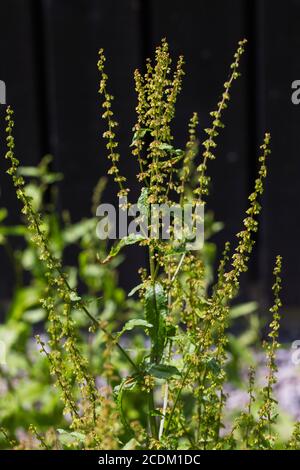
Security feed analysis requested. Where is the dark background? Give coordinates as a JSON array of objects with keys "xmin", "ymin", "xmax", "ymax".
[{"xmin": 0, "ymin": 0, "xmax": 300, "ymax": 336}]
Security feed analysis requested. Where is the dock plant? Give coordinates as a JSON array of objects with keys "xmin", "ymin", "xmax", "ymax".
[{"xmin": 1, "ymin": 39, "xmax": 299, "ymax": 450}]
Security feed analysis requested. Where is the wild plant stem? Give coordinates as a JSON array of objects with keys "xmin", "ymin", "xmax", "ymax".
[
  {"xmin": 165, "ymin": 363, "xmax": 192, "ymax": 434},
  {"xmin": 159, "ymin": 381, "xmax": 169, "ymax": 440},
  {"xmin": 148, "ymin": 390, "xmax": 158, "ymax": 438},
  {"xmin": 79, "ymin": 300, "xmax": 139, "ymax": 373},
  {"xmin": 19, "ymin": 195, "xmax": 140, "ymax": 374},
  {"xmin": 159, "ymin": 253, "xmax": 186, "ymax": 439},
  {"xmin": 158, "ymin": 341, "xmax": 172, "ymax": 440},
  {"xmin": 148, "ymin": 245, "xmax": 159, "ymax": 438},
  {"xmin": 171, "ymin": 253, "xmax": 186, "ymax": 282}
]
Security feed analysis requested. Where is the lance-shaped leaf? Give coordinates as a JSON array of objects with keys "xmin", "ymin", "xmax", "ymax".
[
  {"xmin": 144, "ymin": 282, "xmax": 168, "ymax": 363},
  {"xmin": 137, "ymin": 187, "xmax": 149, "ymax": 219},
  {"xmin": 116, "ymin": 319, "xmax": 153, "ymax": 339},
  {"xmin": 102, "ymin": 233, "xmax": 145, "ymax": 264},
  {"xmin": 128, "ymin": 283, "xmax": 143, "ymax": 297},
  {"xmin": 130, "ymin": 128, "xmax": 150, "ymax": 147},
  {"xmin": 114, "ymin": 377, "xmax": 137, "ymax": 431},
  {"xmin": 147, "ymin": 363, "xmax": 181, "ymax": 380}
]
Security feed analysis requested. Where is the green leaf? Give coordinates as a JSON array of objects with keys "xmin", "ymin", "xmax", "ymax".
[
  {"xmin": 0, "ymin": 225, "xmax": 26, "ymax": 237},
  {"xmin": 24, "ymin": 183, "xmax": 42, "ymax": 211},
  {"xmin": 23, "ymin": 308, "xmax": 46, "ymax": 323},
  {"xmin": 117, "ymin": 319, "xmax": 153, "ymax": 338},
  {"xmin": 148, "ymin": 363, "xmax": 181, "ymax": 379},
  {"xmin": 166, "ymin": 240, "xmax": 187, "ymax": 255},
  {"xmin": 165, "ymin": 324, "xmax": 177, "ymax": 338},
  {"xmin": 102, "ymin": 233, "xmax": 145, "ymax": 264},
  {"xmin": 144, "ymin": 282, "xmax": 168, "ymax": 362},
  {"xmin": 230, "ymin": 301, "xmax": 258, "ymax": 319},
  {"xmin": 145, "ymin": 282, "xmax": 167, "ymax": 324},
  {"xmin": 8, "ymin": 286, "xmax": 42, "ymax": 321},
  {"xmin": 157, "ymin": 143, "xmax": 184, "ymax": 158},
  {"xmin": 0, "ymin": 321, "xmax": 30, "ymax": 353},
  {"xmin": 41, "ymin": 173, "xmax": 63, "ymax": 184},
  {"xmin": 0, "ymin": 208, "xmax": 8, "ymax": 223},
  {"xmin": 137, "ymin": 187, "xmax": 149, "ymax": 219},
  {"xmin": 130, "ymin": 128, "xmax": 150, "ymax": 147},
  {"xmin": 57, "ymin": 429, "xmax": 85, "ymax": 447},
  {"xmin": 128, "ymin": 283, "xmax": 143, "ymax": 297},
  {"xmin": 63, "ymin": 219, "xmax": 96, "ymax": 244},
  {"xmin": 18, "ymin": 166, "xmax": 41, "ymax": 177},
  {"xmin": 18, "ymin": 161, "xmax": 63, "ymax": 184},
  {"xmin": 157, "ymin": 143, "xmax": 174, "ymax": 151},
  {"xmin": 114, "ymin": 378, "xmax": 137, "ymax": 432},
  {"xmin": 205, "ymin": 357, "xmax": 221, "ymax": 374}
]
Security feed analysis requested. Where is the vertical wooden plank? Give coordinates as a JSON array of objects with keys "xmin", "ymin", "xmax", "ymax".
[
  {"xmin": 0, "ymin": 1, "xmax": 41, "ymax": 166},
  {"xmin": 0, "ymin": 0, "xmax": 42, "ymax": 218},
  {"xmin": 41, "ymin": 0, "xmax": 141, "ymax": 217},
  {"xmin": 0, "ymin": 0, "xmax": 42, "ymax": 301},
  {"xmin": 261, "ymin": 0, "xmax": 300, "ymax": 320},
  {"xmin": 149, "ymin": 0, "xmax": 251, "ymax": 294},
  {"xmin": 41, "ymin": 0, "xmax": 144, "ymax": 288}
]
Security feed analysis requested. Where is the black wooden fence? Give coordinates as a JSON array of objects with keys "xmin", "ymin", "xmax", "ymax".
[{"xmin": 0, "ymin": 0, "xmax": 300, "ymax": 334}]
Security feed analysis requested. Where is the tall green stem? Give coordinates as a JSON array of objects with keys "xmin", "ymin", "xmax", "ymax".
[{"xmin": 148, "ymin": 245, "xmax": 158, "ymax": 438}]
